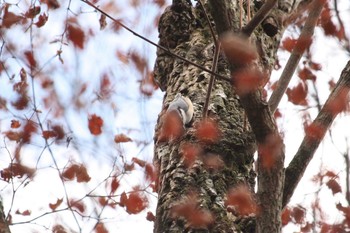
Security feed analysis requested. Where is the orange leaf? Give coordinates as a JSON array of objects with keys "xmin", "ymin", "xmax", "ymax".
[
  {"xmin": 49, "ymin": 198, "xmax": 63, "ymax": 211},
  {"xmin": 10, "ymin": 120, "xmax": 21, "ymax": 128},
  {"xmin": 114, "ymin": 134, "xmax": 132, "ymax": 143},
  {"xmin": 4, "ymin": 131, "xmax": 22, "ymax": 142},
  {"xmin": 220, "ymin": 33, "xmax": 258, "ymax": 65},
  {"xmin": 195, "ymin": 119, "xmax": 220, "ymax": 143},
  {"xmin": 225, "ymin": 185, "xmax": 258, "ymax": 216},
  {"xmin": 88, "ymin": 114, "xmax": 103, "ymax": 135}
]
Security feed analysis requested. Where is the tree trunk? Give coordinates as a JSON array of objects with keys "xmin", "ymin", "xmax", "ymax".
[
  {"xmin": 0, "ymin": 198, "xmax": 11, "ymax": 233},
  {"xmin": 153, "ymin": 0, "xmax": 297, "ymax": 232}
]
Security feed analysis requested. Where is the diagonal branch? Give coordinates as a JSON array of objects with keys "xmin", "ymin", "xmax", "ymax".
[
  {"xmin": 283, "ymin": 60, "xmax": 350, "ymax": 208},
  {"xmin": 80, "ymin": 0, "xmax": 231, "ymax": 82},
  {"xmin": 241, "ymin": 0, "xmax": 277, "ymax": 37},
  {"xmin": 268, "ymin": 0, "xmax": 326, "ymax": 114}
]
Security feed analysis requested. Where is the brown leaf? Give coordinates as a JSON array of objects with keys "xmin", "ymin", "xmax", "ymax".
[
  {"xmin": 281, "ymin": 37, "xmax": 297, "ymax": 52},
  {"xmin": 291, "ymin": 206, "xmax": 305, "ymax": 224},
  {"xmin": 298, "ymin": 67, "xmax": 316, "ymax": 81},
  {"xmin": 125, "ymin": 192, "xmax": 148, "ymax": 214},
  {"xmin": 146, "ymin": 211, "xmax": 156, "ymax": 222},
  {"xmin": 35, "ymin": 13, "xmax": 48, "ymax": 27},
  {"xmin": 67, "ymin": 19, "xmax": 85, "ymax": 49},
  {"xmin": 95, "ymin": 223, "xmax": 109, "ymax": 233},
  {"xmin": 24, "ymin": 51, "xmax": 37, "ymax": 68},
  {"xmin": 49, "ymin": 198, "xmax": 63, "ymax": 211},
  {"xmin": 99, "ymin": 14, "xmax": 107, "ymax": 30},
  {"xmin": 43, "ymin": 0, "xmax": 60, "ymax": 9},
  {"xmin": 52, "ymin": 225, "xmax": 68, "ymax": 233},
  {"xmin": 4, "ymin": 131, "xmax": 22, "ymax": 142},
  {"xmin": 69, "ymin": 199, "xmax": 85, "ymax": 213},
  {"xmin": 180, "ymin": 143, "xmax": 202, "ymax": 167},
  {"xmin": 326, "ymin": 179, "xmax": 342, "ymax": 195},
  {"xmin": 88, "ymin": 114, "xmax": 103, "ymax": 135},
  {"xmin": 24, "ymin": 6, "xmax": 41, "ymax": 19},
  {"xmin": 110, "ymin": 177, "xmax": 119, "ymax": 194},
  {"xmin": 232, "ymin": 68, "xmax": 265, "ymax": 95},
  {"xmin": 158, "ymin": 111, "xmax": 184, "ymax": 142},
  {"xmin": 76, "ymin": 164, "xmax": 91, "ymax": 183},
  {"xmin": 132, "ymin": 157, "xmax": 146, "ymax": 167},
  {"xmin": 2, "ymin": 4, "xmax": 24, "ymax": 28},
  {"xmin": 114, "ymin": 134, "xmax": 132, "ymax": 143},
  {"xmin": 0, "ymin": 163, "xmax": 35, "ymax": 182},
  {"xmin": 42, "ymin": 130, "xmax": 57, "ymax": 139},
  {"xmin": 15, "ymin": 209, "xmax": 31, "ymax": 216}
]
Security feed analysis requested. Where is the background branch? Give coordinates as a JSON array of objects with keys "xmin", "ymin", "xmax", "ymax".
[
  {"xmin": 268, "ymin": 0, "xmax": 326, "ymax": 113},
  {"xmin": 283, "ymin": 60, "xmax": 350, "ymax": 208}
]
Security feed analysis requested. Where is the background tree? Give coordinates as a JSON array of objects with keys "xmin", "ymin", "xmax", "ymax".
[{"xmin": 0, "ymin": 0, "xmax": 349, "ymax": 233}]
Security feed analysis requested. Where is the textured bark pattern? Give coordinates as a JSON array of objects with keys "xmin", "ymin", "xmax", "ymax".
[
  {"xmin": 0, "ymin": 199, "xmax": 11, "ymax": 233},
  {"xmin": 153, "ymin": 0, "xmax": 298, "ymax": 232},
  {"xmin": 153, "ymin": 1, "xmax": 256, "ymax": 232}
]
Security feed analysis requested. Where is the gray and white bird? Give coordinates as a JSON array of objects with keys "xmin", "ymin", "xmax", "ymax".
[{"xmin": 167, "ymin": 93, "xmax": 194, "ymax": 126}]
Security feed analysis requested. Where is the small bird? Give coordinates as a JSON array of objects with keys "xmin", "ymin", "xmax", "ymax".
[{"xmin": 167, "ymin": 93, "xmax": 194, "ymax": 126}]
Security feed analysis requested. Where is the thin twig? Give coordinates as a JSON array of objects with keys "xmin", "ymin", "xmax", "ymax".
[
  {"xmin": 241, "ymin": 0, "xmax": 277, "ymax": 37},
  {"xmin": 81, "ymin": 0, "xmax": 231, "ymax": 82},
  {"xmin": 268, "ymin": 0, "xmax": 326, "ymax": 114},
  {"xmin": 197, "ymin": 0, "xmax": 220, "ymax": 118},
  {"xmin": 334, "ymin": 0, "xmax": 350, "ymax": 53}
]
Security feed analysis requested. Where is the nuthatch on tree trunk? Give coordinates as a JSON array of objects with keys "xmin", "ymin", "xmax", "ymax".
[{"xmin": 167, "ymin": 93, "xmax": 194, "ymax": 126}]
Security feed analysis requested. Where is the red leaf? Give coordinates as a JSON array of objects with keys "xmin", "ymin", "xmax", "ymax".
[
  {"xmin": 281, "ymin": 208, "xmax": 292, "ymax": 226},
  {"xmin": 0, "ymin": 163, "xmax": 35, "ymax": 182},
  {"xmin": 52, "ymin": 125, "xmax": 65, "ymax": 140},
  {"xmin": 22, "ymin": 120, "xmax": 37, "ymax": 143},
  {"xmin": 95, "ymin": 223, "xmax": 109, "ymax": 233},
  {"xmin": 114, "ymin": 134, "xmax": 132, "ymax": 143},
  {"xmin": 10, "ymin": 120, "xmax": 21, "ymax": 128},
  {"xmin": 69, "ymin": 199, "xmax": 85, "ymax": 213},
  {"xmin": 119, "ymin": 192, "xmax": 128, "ymax": 207},
  {"xmin": 52, "ymin": 225, "xmax": 68, "ymax": 233},
  {"xmin": 202, "ymin": 153, "xmax": 224, "ymax": 170},
  {"xmin": 326, "ymin": 179, "xmax": 342, "ymax": 195},
  {"xmin": 258, "ymin": 133, "xmax": 283, "ymax": 169},
  {"xmin": 180, "ymin": 143, "xmax": 202, "ymax": 167},
  {"xmin": 132, "ymin": 157, "xmax": 146, "ymax": 167},
  {"xmin": 281, "ymin": 37, "xmax": 297, "ymax": 52},
  {"xmin": 35, "ymin": 13, "xmax": 48, "ymax": 27},
  {"xmin": 220, "ymin": 33, "xmax": 258, "ymax": 65},
  {"xmin": 232, "ymin": 68, "xmax": 265, "ymax": 95},
  {"xmin": 15, "ymin": 209, "xmax": 31, "ymax": 216},
  {"xmin": 110, "ymin": 177, "xmax": 119, "ymax": 194},
  {"xmin": 286, "ymin": 82, "xmax": 308, "ymax": 106},
  {"xmin": 225, "ymin": 185, "xmax": 258, "ymax": 216},
  {"xmin": 298, "ymin": 67, "xmax": 316, "ymax": 81},
  {"xmin": 42, "ymin": 130, "xmax": 57, "ymax": 139},
  {"xmin": 88, "ymin": 114, "xmax": 103, "ymax": 135},
  {"xmin": 309, "ymin": 61, "xmax": 322, "ymax": 71},
  {"xmin": 146, "ymin": 211, "xmax": 156, "ymax": 222},
  {"xmin": 171, "ymin": 193, "xmax": 214, "ymax": 228},
  {"xmin": 24, "ymin": 6, "xmax": 41, "ymax": 19},
  {"xmin": 2, "ymin": 5, "xmax": 24, "ymax": 28},
  {"xmin": 4, "ymin": 131, "xmax": 22, "ymax": 142},
  {"xmin": 291, "ymin": 206, "xmax": 305, "ymax": 224},
  {"xmin": 24, "ymin": 51, "xmax": 37, "ymax": 68},
  {"xmin": 49, "ymin": 198, "xmax": 63, "ymax": 211},
  {"xmin": 325, "ymin": 88, "xmax": 349, "ymax": 115},
  {"xmin": 304, "ymin": 123, "xmax": 325, "ymax": 141},
  {"xmin": 158, "ymin": 111, "xmax": 184, "ymax": 142},
  {"xmin": 43, "ymin": 0, "xmax": 60, "ymax": 9},
  {"xmin": 99, "ymin": 14, "xmax": 107, "ymax": 30},
  {"xmin": 67, "ymin": 19, "xmax": 85, "ymax": 49},
  {"xmin": 62, "ymin": 163, "xmax": 90, "ymax": 182},
  {"xmin": 125, "ymin": 192, "xmax": 148, "ymax": 214},
  {"xmin": 195, "ymin": 119, "xmax": 220, "ymax": 143}
]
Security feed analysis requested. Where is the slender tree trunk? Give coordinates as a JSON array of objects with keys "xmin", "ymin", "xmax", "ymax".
[{"xmin": 153, "ymin": 1, "xmax": 299, "ymax": 232}]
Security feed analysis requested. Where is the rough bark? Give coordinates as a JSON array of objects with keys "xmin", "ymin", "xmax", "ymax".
[
  {"xmin": 153, "ymin": 0, "xmax": 304, "ymax": 232},
  {"xmin": 0, "ymin": 198, "xmax": 11, "ymax": 233}
]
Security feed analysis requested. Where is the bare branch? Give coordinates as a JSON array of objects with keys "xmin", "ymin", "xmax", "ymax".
[
  {"xmin": 81, "ymin": 0, "xmax": 231, "ymax": 82},
  {"xmin": 283, "ymin": 60, "xmax": 350, "ymax": 208},
  {"xmin": 241, "ymin": 0, "xmax": 277, "ymax": 37},
  {"xmin": 268, "ymin": 0, "xmax": 326, "ymax": 114}
]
